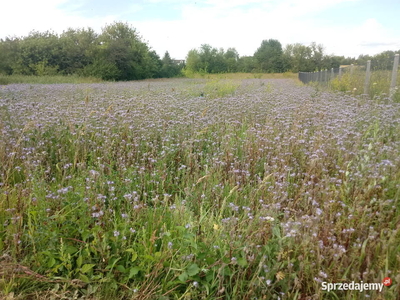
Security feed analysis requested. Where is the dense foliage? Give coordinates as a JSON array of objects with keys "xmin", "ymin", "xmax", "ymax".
[
  {"xmin": 183, "ymin": 42, "xmax": 399, "ymax": 74},
  {"xmin": 0, "ymin": 22, "xmax": 184, "ymax": 81},
  {"xmin": 1, "ymin": 78, "xmax": 399, "ymax": 299},
  {"xmin": 254, "ymin": 39, "xmax": 284, "ymax": 73},
  {"xmin": 0, "ymin": 21, "xmax": 399, "ymax": 80}
]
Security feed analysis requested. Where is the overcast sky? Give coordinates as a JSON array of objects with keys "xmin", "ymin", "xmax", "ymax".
[{"xmin": 1, "ymin": 0, "xmax": 399, "ymax": 60}]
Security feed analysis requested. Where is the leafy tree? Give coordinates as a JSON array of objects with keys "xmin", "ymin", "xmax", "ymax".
[
  {"xmin": 161, "ymin": 51, "xmax": 173, "ymax": 76},
  {"xmin": 144, "ymin": 50, "xmax": 163, "ymax": 78},
  {"xmin": 160, "ymin": 51, "xmax": 181, "ymax": 77},
  {"xmin": 371, "ymin": 50, "xmax": 399, "ymax": 70},
  {"xmin": 237, "ymin": 56, "xmax": 256, "ymax": 73},
  {"xmin": 283, "ymin": 43, "xmax": 313, "ymax": 72},
  {"xmin": 224, "ymin": 48, "xmax": 239, "ymax": 72},
  {"xmin": 283, "ymin": 42, "xmax": 337, "ymax": 72},
  {"xmin": 91, "ymin": 21, "xmax": 154, "ymax": 80},
  {"xmin": 185, "ymin": 49, "xmax": 201, "ymax": 73},
  {"xmin": 310, "ymin": 42, "xmax": 324, "ymax": 71},
  {"xmin": 254, "ymin": 39, "xmax": 284, "ymax": 73},
  {"xmin": 58, "ymin": 27, "xmax": 98, "ymax": 75},
  {"xmin": 211, "ymin": 48, "xmax": 227, "ymax": 73},
  {"xmin": 198, "ymin": 44, "xmax": 214, "ymax": 72},
  {"xmin": 356, "ymin": 54, "xmax": 373, "ymax": 68},
  {"xmin": 321, "ymin": 55, "xmax": 341, "ymax": 70},
  {"xmin": 0, "ymin": 37, "xmax": 20, "ymax": 75},
  {"xmin": 82, "ymin": 58, "xmax": 120, "ymax": 80},
  {"xmin": 2, "ymin": 21, "xmax": 398, "ymax": 80},
  {"xmin": 184, "ymin": 45, "xmax": 236, "ymax": 74},
  {"xmin": 13, "ymin": 30, "xmax": 61, "ymax": 75},
  {"xmin": 337, "ymin": 56, "xmax": 356, "ymax": 66}
]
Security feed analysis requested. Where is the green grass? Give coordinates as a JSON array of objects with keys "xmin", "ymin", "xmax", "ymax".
[
  {"xmin": 203, "ymin": 79, "xmax": 240, "ymax": 98},
  {"xmin": 0, "ymin": 78, "xmax": 399, "ymax": 299},
  {"xmin": 329, "ymin": 69, "xmax": 400, "ymax": 102},
  {"xmin": 0, "ymin": 74, "xmax": 103, "ymax": 85},
  {"xmin": 181, "ymin": 70, "xmax": 298, "ymax": 80}
]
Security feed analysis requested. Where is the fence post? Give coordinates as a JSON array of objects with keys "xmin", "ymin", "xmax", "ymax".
[
  {"xmin": 331, "ymin": 68, "xmax": 334, "ymax": 80},
  {"xmin": 364, "ymin": 60, "xmax": 371, "ymax": 95},
  {"xmin": 339, "ymin": 67, "xmax": 342, "ymax": 78},
  {"xmin": 390, "ymin": 54, "xmax": 399, "ymax": 100},
  {"xmin": 350, "ymin": 64, "xmax": 354, "ymax": 76}
]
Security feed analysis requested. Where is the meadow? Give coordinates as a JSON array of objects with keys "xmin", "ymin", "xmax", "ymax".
[
  {"xmin": 0, "ymin": 77, "xmax": 399, "ymax": 299},
  {"xmin": 0, "ymin": 74, "xmax": 103, "ymax": 85},
  {"xmin": 329, "ymin": 68, "xmax": 400, "ymax": 103}
]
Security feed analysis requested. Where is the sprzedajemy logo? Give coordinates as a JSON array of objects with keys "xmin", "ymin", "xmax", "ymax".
[{"xmin": 321, "ymin": 279, "xmax": 391, "ymax": 293}]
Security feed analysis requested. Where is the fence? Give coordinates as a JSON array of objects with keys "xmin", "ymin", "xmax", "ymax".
[{"xmin": 298, "ymin": 54, "xmax": 400, "ymax": 101}]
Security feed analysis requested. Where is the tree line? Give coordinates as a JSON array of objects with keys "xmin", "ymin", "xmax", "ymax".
[
  {"xmin": 0, "ymin": 22, "xmax": 399, "ymax": 81},
  {"xmin": 187, "ymin": 40, "xmax": 399, "ymax": 74},
  {"xmin": 0, "ymin": 22, "xmax": 183, "ymax": 80}
]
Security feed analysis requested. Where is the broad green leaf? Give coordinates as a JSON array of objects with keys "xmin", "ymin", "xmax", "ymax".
[
  {"xmin": 187, "ymin": 263, "xmax": 200, "ymax": 276},
  {"xmin": 80, "ymin": 264, "xmax": 95, "ymax": 274},
  {"xmin": 79, "ymin": 273, "xmax": 90, "ymax": 283},
  {"xmin": 126, "ymin": 249, "xmax": 138, "ymax": 262},
  {"xmin": 143, "ymin": 255, "xmax": 154, "ymax": 262},
  {"xmin": 129, "ymin": 267, "xmax": 140, "ymax": 278},
  {"xmin": 179, "ymin": 271, "xmax": 188, "ymax": 282},
  {"xmin": 76, "ymin": 255, "xmax": 83, "ymax": 268},
  {"xmin": 81, "ymin": 230, "xmax": 91, "ymax": 242},
  {"xmin": 65, "ymin": 245, "xmax": 78, "ymax": 254},
  {"xmin": 272, "ymin": 226, "xmax": 281, "ymax": 239},
  {"xmin": 116, "ymin": 265, "xmax": 126, "ymax": 273},
  {"xmin": 238, "ymin": 257, "xmax": 247, "ymax": 267},
  {"xmin": 106, "ymin": 257, "xmax": 121, "ymax": 270},
  {"xmin": 221, "ymin": 266, "xmax": 232, "ymax": 276},
  {"xmin": 48, "ymin": 257, "xmax": 56, "ymax": 268},
  {"xmin": 175, "ymin": 226, "xmax": 185, "ymax": 232}
]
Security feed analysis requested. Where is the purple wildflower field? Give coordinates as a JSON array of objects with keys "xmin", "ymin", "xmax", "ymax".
[{"xmin": 0, "ymin": 78, "xmax": 399, "ymax": 299}]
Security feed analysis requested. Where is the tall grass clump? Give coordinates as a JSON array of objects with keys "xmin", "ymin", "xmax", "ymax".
[
  {"xmin": 0, "ymin": 78, "xmax": 399, "ymax": 299},
  {"xmin": 330, "ymin": 68, "xmax": 400, "ymax": 102},
  {"xmin": 181, "ymin": 71, "xmax": 298, "ymax": 81},
  {"xmin": 0, "ymin": 74, "xmax": 103, "ymax": 85},
  {"xmin": 203, "ymin": 79, "xmax": 240, "ymax": 98}
]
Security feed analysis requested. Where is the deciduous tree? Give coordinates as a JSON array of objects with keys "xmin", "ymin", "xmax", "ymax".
[{"xmin": 254, "ymin": 39, "xmax": 284, "ymax": 73}]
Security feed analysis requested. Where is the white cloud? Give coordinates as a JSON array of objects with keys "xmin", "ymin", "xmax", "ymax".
[
  {"xmin": 141, "ymin": 0, "xmax": 365, "ymax": 58},
  {"xmin": 0, "ymin": 0, "xmax": 117, "ymax": 37},
  {"xmin": 203, "ymin": 0, "xmax": 266, "ymax": 9},
  {"xmin": 272, "ymin": 0, "xmax": 360, "ymax": 17},
  {"xmin": 301, "ymin": 18, "xmax": 400, "ymax": 58},
  {"xmin": 1, "ymin": 0, "xmax": 398, "ymax": 59},
  {"xmin": 346, "ymin": 18, "xmax": 400, "ymax": 56}
]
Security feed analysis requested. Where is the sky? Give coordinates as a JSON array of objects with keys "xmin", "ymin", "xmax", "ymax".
[{"xmin": 1, "ymin": 0, "xmax": 399, "ymax": 60}]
